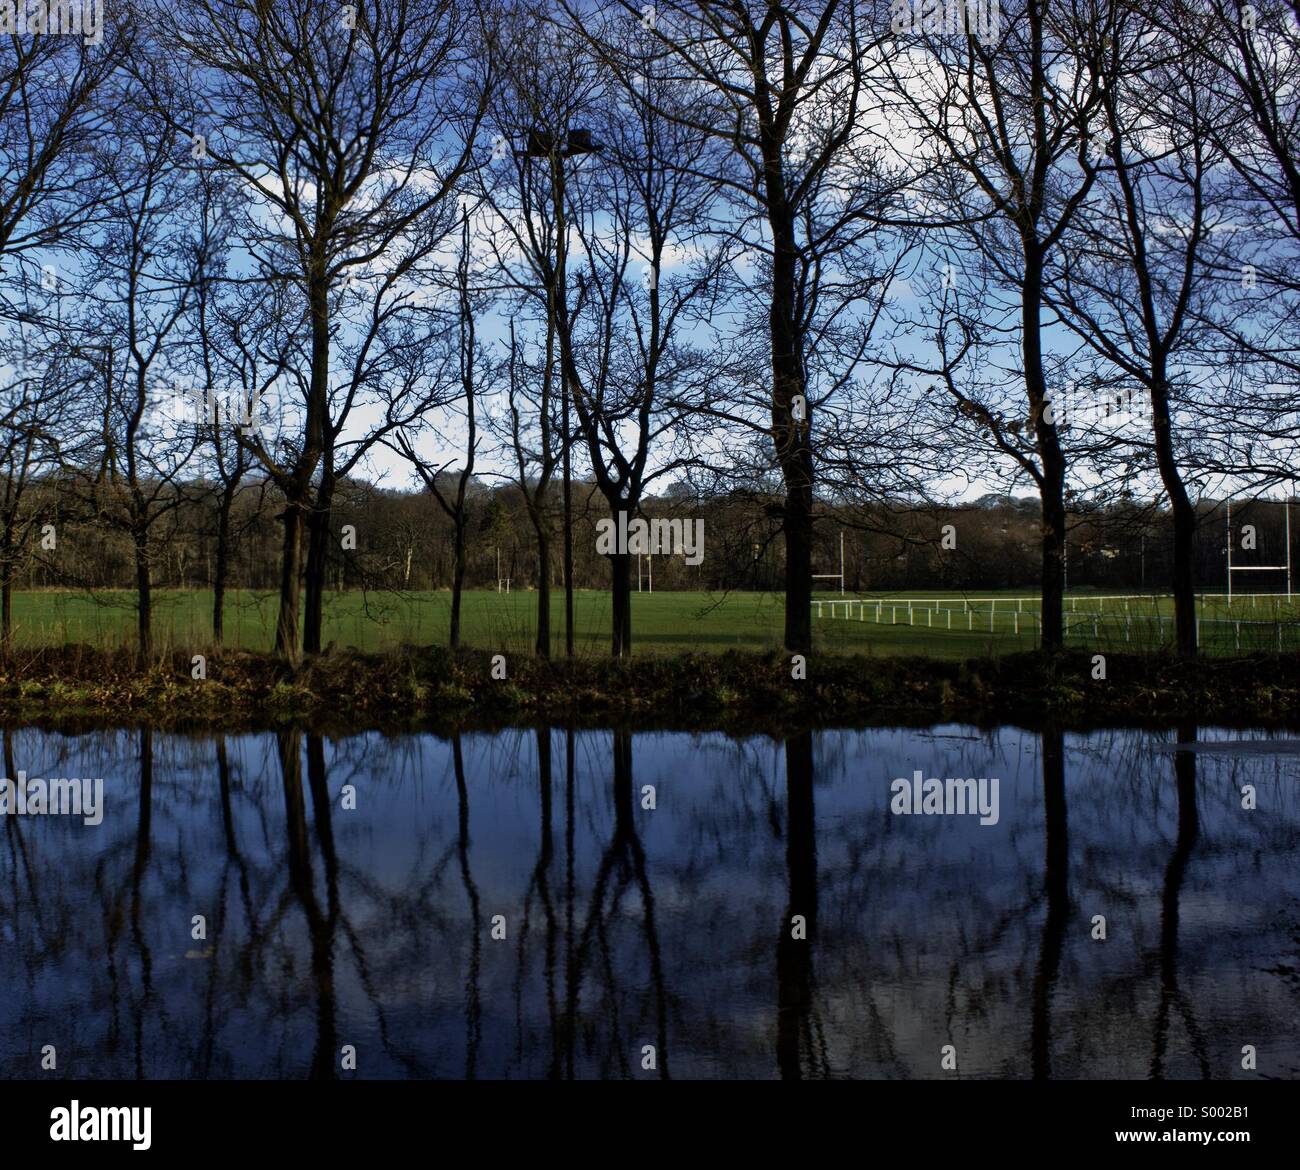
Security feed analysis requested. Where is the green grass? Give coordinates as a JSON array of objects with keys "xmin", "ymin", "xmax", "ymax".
[{"xmin": 5, "ymin": 586, "xmax": 1300, "ymax": 658}]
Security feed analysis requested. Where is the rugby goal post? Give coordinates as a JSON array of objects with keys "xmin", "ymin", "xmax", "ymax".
[
  {"xmin": 812, "ymin": 531, "xmax": 846, "ymax": 596},
  {"xmin": 1226, "ymin": 498, "xmax": 1294, "ymax": 602}
]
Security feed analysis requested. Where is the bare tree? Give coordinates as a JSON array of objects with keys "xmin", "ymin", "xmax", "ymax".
[
  {"xmin": 1044, "ymin": 16, "xmax": 1226, "ymax": 654},
  {"xmin": 476, "ymin": 1, "xmax": 604, "ymax": 657},
  {"xmin": 0, "ymin": 9, "xmax": 122, "ymax": 647},
  {"xmin": 390, "ymin": 213, "xmax": 484, "ymax": 649},
  {"xmin": 1170, "ymin": 1, "xmax": 1300, "ymax": 500},
  {"xmin": 580, "ymin": 0, "xmax": 906, "ymax": 653},
  {"xmin": 884, "ymin": 0, "xmax": 1114, "ymax": 648},
  {"xmin": 196, "ymin": 268, "xmax": 295, "ymax": 644},
  {"xmin": 65, "ymin": 109, "xmax": 209, "ymax": 661},
  {"xmin": 0, "ymin": 16, "xmax": 117, "ymax": 291},
  {"xmin": 0, "ymin": 308, "xmax": 69, "ymax": 648},
  {"xmin": 155, "ymin": 0, "xmax": 490, "ymax": 661},
  {"xmin": 556, "ymin": 25, "xmax": 732, "ymax": 656}
]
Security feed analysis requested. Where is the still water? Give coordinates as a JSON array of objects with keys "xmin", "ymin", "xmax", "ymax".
[{"xmin": 0, "ymin": 724, "xmax": 1296, "ymax": 1080}]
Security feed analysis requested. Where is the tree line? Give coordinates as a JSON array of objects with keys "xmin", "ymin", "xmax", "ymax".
[
  {"xmin": 0, "ymin": 0, "xmax": 1296, "ymax": 662},
  {"xmin": 3, "ymin": 473, "xmax": 1288, "ymax": 607}
]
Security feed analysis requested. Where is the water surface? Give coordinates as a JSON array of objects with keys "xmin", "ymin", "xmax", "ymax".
[{"xmin": 1, "ymin": 724, "xmax": 1296, "ymax": 1080}]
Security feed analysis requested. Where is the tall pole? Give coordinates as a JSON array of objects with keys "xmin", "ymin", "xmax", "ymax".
[
  {"xmin": 552, "ymin": 150, "xmax": 575, "ymax": 658},
  {"xmin": 1227, "ymin": 500, "xmax": 1232, "ymax": 603},
  {"xmin": 1287, "ymin": 493, "xmax": 1293, "ymax": 600},
  {"xmin": 523, "ymin": 127, "xmax": 602, "ymax": 657},
  {"xmin": 839, "ymin": 530, "xmax": 845, "ymax": 596}
]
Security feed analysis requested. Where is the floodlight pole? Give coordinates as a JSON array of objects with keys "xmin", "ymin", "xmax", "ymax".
[
  {"xmin": 555, "ymin": 152, "xmax": 573, "ymax": 658},
  {"xmin": 519, "ymin": 127, "xmax": 604, "ymax": 658},
  {"xmin": 1227, "ymin": 500, "xmax": 1233, "ymax": 603},
  {"xmin": 1287, "ymin": 493, "xmax": 1294, "ymax": 600}
]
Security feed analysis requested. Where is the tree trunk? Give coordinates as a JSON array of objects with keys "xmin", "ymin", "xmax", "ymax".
[
  {"xmin": 525, "ymin": 497, "xmax": 552, "ymax": 659},
  {"xmin": 1169, "ymin": 499, "xmax": 1197, "ymax": 656},
  {"xmin": 280, "ymin": 269, "xmax": 330, "ymax": 663},
  {"xmin": 450, "ymin": 513, "xmax": 467, "ymax": 650},
  {"xmin": 212, "ymin": 491, "xmax": 233, "ymax": 646},
  {"xmin": 768, "ymin": 202, "xmax": 814, "ymax": 655},
  {"xmin": 275, "ymin": 501, "xmax": 305, "ymax": 661},
  {"xmin": 782, "ymin": 489, "xmax": 813, "ymax": 654},
  {"xmin": 0, "ymin": 535, "xmax": 12, "ymax": 655},
  {"xmin": 535, "ymin": 524, "xmax": 551, "ymax": 660},
  {"xmin": 1151, "ymin": 380, "xmax": 1197, "ymax": 655},
  {"xmin": 304, "ymin": 473, "xmax": 335, "ymax": 655},
  {"xmin": 1039, "ymin": 463, "xmax": 1067, "ymax": 652},
  {"xmin": 134, "ymin": 529, "xmax": 152, "ymax": 662},
  {"xmin": 1024, "ymin": 253, "xmax": 1066, "ymax": 650},
  {"xmin": 610, "ymin": 548, "xmax": 631, "ymax": 657}
]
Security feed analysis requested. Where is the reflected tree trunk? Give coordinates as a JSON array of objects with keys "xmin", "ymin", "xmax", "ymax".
[
  {"xmin": 452, "ymin": 733, "xmax": 482, "ymax": 1078},
  {"xmin": 216, "ymin": 736, "xmax": 237, "ymax": 856},
  {"xmin": 614, "ymin": 728, "xmax": 669, "ymax": 1079},
  {"xmin": 131, "ymin": 726, "xmax": 154, "ymax": 1078},
  {"xmin": 1151, "ymin": 722, "xmax": 1208, "ymax": 1079},
  {"xmin": 278, "ymin": 728, "xmax": 337, "ymax": 1079},
  {"xmin": 305, "ymin": 734, "xmax": 339, "ymax": 910},
  {"xmin": 563, "ymin": 726, "xmax": 576, "ymax": 1080},
  {"xmin": 563, "ymin": 729, "xmax": 669, "ymax": 1079},
  {"xmin": 516, "ymin": 727, "xmax": 559, "ymax": 1078},
  {"xmin": 1032, "ymin": 725, "xmax": 1069, "ymax": 1080},
  {"xmin": 777, "ymin": 730, "xmax": 819, "ymax": 1079}
]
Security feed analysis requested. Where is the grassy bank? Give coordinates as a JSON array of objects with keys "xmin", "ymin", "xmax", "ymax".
[{"xmin": 1, "ymin": 643, "xmax": 1297, "ymax": 731}]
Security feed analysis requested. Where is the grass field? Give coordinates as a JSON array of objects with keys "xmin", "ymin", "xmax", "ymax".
[{"xmin": 4, "ymin": 587, "xmax": 1300, "ymax": 658}]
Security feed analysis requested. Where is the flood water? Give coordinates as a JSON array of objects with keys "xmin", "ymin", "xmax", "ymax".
[{"xmin": 1, "ymin": 724, "xmax": 1296, "ymax": 1080}]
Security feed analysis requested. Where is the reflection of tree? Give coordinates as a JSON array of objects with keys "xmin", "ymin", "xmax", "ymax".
[
  {"xmin": 216, "ymin": 737, "xmax": 237, "ymax": 856},
  {"xmin": 0, "ymin": 729, "xmax": 485, "ymax": 1076},
  {"xmin": 1151, "ymin": 722, "xmax": 1209, "ymax": 1079},
  {"xmin": 200, "ymin": 735, "xmax": 239, "ymax": 1076},
  {"xmin": 89, "ymin": 729, "xmax": 211, "ymax": 1075},
  {"xmin": 451, "ymin": 732, "xmax": 482, "ymax": 1078},
  {"xmin": 245, "ymin": 732, "xmax": 435, "ymax": 1077},
  {"xmin": 5, "ymin": 723, "xmax": 1298, "ymax": 1080},
  {"xmin": 564, "ymin": 727, "xmax": 576, "ymax": 1079},
  {"xmin": 1, "ymin": 727, "xmax": 47, "ymax": 949},
  {"xmin": 277, "ymin": 729, "xmax": 337, "ymax": 1079},
  {"xmin": 1031, "ymin": 725, "xmax": 1069, "ymax": 1080},
  {"xmin": 129, "ymin": 727, "xmax": 154, "ymax": 1079},
  {"xmin": 514, "ymin": 727, "xmax": 559, "ymax": 1076},
  {"xmin": 563, "ymin": 729, "xmax": 670, "ymax": 1079},
  {"xmin": 777, "ymin": 730, "xmax": 828, "ymax": 1079},
  {"xmin": 214, "ymin": 735, "xmax": 257, "ymax": 940}
]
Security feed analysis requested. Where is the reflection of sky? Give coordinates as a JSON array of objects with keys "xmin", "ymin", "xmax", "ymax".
[{"xmin": 0, "ymin": 724, "xmax": 1296, "ymax": 1080}]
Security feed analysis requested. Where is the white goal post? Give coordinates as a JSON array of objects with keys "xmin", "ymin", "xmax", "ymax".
[
  {"xmin": 1226, "ymin": 498, "xmax": 1294, "ymax": 603},
  {"xmin": 812, "ymin": 531, "xmax": 846, "ymax": 596}
]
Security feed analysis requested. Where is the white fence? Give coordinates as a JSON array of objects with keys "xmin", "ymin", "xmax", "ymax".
[{"xmin": 812, "ymin": 594, "xmax": 1300, "ymax": 650}]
